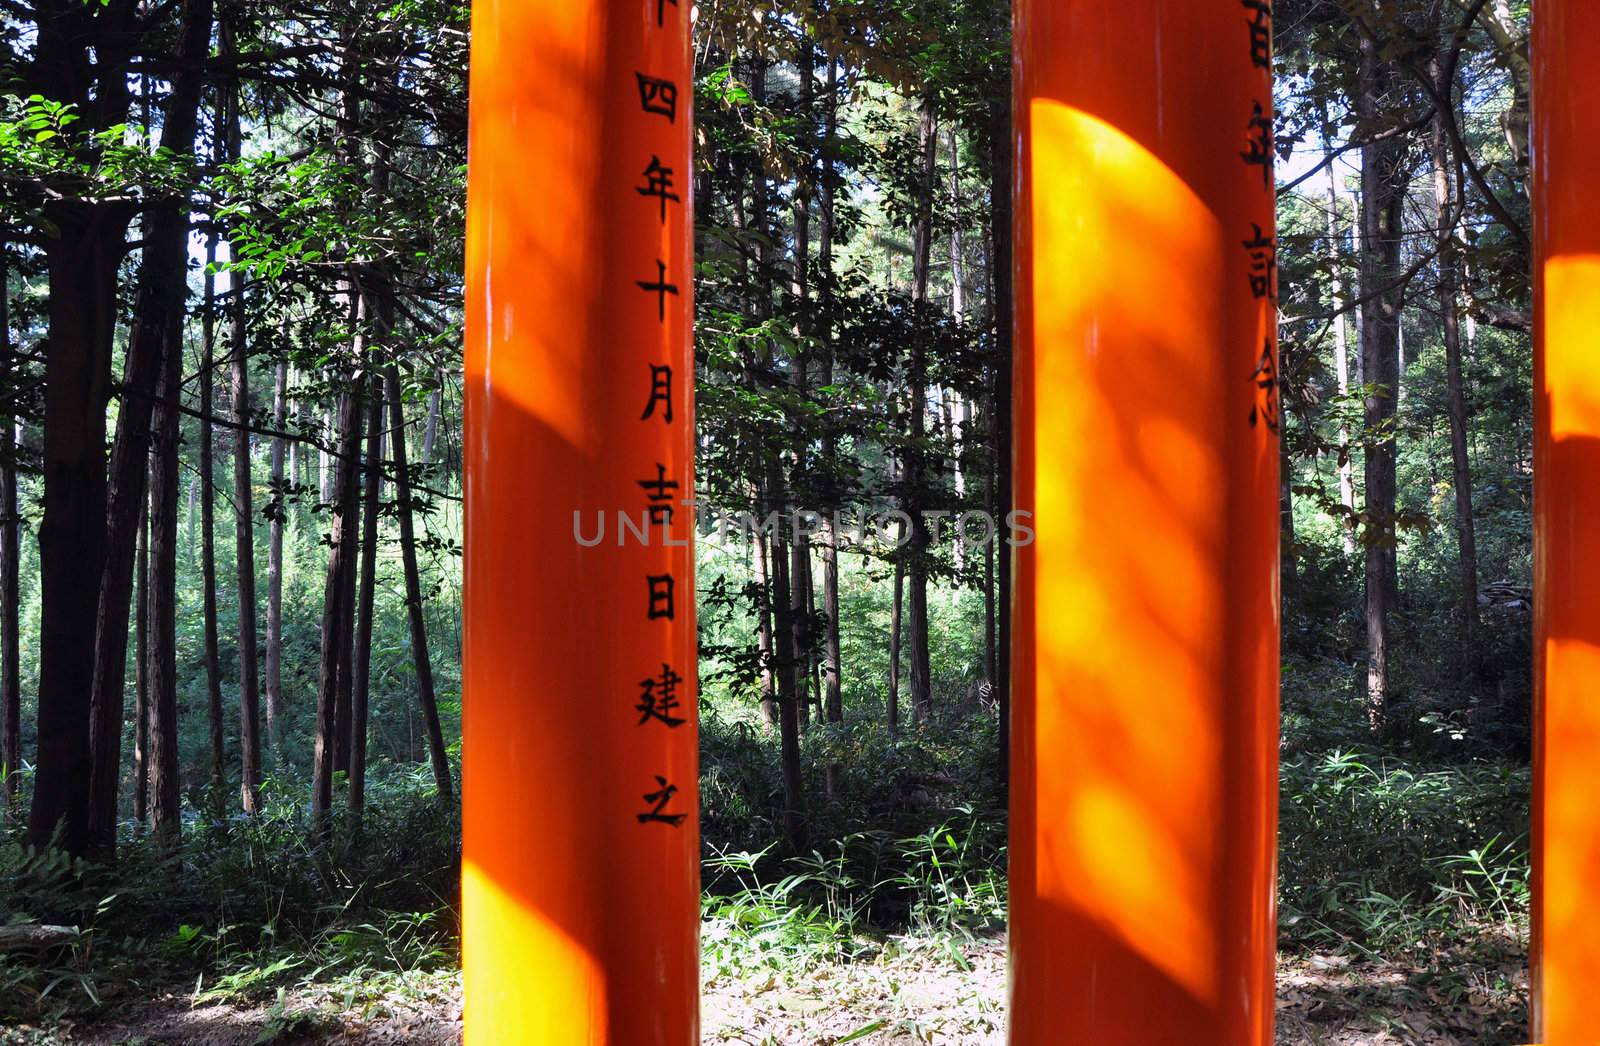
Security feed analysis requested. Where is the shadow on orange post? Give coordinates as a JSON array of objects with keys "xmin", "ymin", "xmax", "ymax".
[
  {"xmin": 461, "ymin": 0, "xmax": 698, "ymax": 1043},
  {"xmin": 1010, "ymin": 4, "xmax": 1278, "ymax": 1044},
  {"xmin": 1531, "ymin": 2, "xmax": 1600, "ymax": 1044}
]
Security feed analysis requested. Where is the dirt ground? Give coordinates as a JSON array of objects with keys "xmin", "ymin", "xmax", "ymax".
[{"xmin": 4, "ymin": 936, "xmax": 1529, "ymax": 1045}]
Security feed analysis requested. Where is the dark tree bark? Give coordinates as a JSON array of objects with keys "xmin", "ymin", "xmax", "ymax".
[
  {"xmin": 349, "ymin": 382, "xmax": 384, "ymax": 823},
  {"xmin": 133, "ymin": 502, "xmax": 149, "ymax": 825},
  {"xmin": 266, "ymin": 359, "xmax": 288, "ymax": 753},
  {"xmin": 231, "ymin": 279, "xmax": 262, "ymax": 813},
  {"xmin": 818, "ymin": 55, "xmax": 843, "ymax": 725},
  {"xmin": 32, "ymin": 203, "xmax": 126, "ymax": 854},
  {"xmin": 146, "ymin": 261, "xmax": 186, "ymax": 847},
  {"xmin": 748, "ymin": 56, "xmax": 803, "ymax": 848},
  {"xmin": 888, "ymin": 544, "xmax": 903, "ymax": 737},
  {"xmin": 199, "ymin": 245, "xmax": 227, "ymax": 794},
  {"xmin": 988, "ymin": 93, "xmax": 1014, "ymax": 789},
  {"xmin": 1358, "ymin": 25, "xmax": 1408, "ymax": 733},
  {"xmin": 312, "ymin": 383, "xmax": 364, "ymax": 833},
  {"xmin": 1430, "ymin": 53, "xmax": 1481, "ymax": 688},
  {"xmin": 226, "ymin": 71, "xmax": 262, "ymax": 814},
  {"xmin": 84, "ymin": 0, "xmax": 214, "ymax": 853},
  {"xmin": 754, "ymin": 522, "xmax": 778, "ymax": 731},
  {"xmin": 905, "ymin": 99, "xmax": 938, "ymax": 725},
  {"xmin": 0, "ymin": 247, "xmax": 19, "ymax": 807},
  {"xmin": 385, "ymin": 364, "xmax": 453, "ymax": 798},
  {"xmin": 27, "ymin": 0, "xmax": 138, "ymax": 859}
]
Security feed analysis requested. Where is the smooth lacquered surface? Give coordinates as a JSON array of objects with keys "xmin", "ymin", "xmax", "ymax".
[
  {"xmin": 462, "ymin": 1, "xmax": 698, "ymax": 1042},
  {"xmin": 1531, "ymin": 2, "xmax": 1600, "ymax": 1041},
  {"xmin": 1010, "ymin": 3, "xmax": 1279, "ymax": 1042}
]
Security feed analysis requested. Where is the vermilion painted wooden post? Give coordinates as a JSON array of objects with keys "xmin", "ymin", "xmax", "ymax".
[
  {"xmin": 1010, "ymin": 3, "xmax": 1280, "ymax": 1042},
  {"xmin": 461, "ymin": 0, "xmax": 698, "ymax": 1042},
  {"xmin": 1531, "ymin": 2, "xmax": 1600, "ymax": 1041}
]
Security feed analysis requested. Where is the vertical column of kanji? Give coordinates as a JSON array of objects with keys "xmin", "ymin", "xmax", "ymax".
[
  {"xmin": 1009, "ymin": 3, "xmax": 1278, "ymax": 1043},
  {"xmin": 462, "ymin": 0, "xmax": 698, "ymax": 1042},
  {"xmin": 1531, "ymin": 2, "xmax": 1600, "ymax": 1041}
]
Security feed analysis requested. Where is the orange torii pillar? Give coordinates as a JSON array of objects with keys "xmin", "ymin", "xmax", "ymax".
[
  {"xmin": 1531, "ymin": 1, "xmax": 1600, "ymax": 1041},
  {"xmin": 1010, "ymin": 3, "xmax": 1280, "ymax": 1043},
  {"xmin": 461, "ymin": 0, "xmax": 698, "ymax": 1043}
]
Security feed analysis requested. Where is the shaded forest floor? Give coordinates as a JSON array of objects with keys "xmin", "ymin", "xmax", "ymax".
[{"xmin": 4, "ymin": 930, "xmax": 1528, "ymax": 1045}]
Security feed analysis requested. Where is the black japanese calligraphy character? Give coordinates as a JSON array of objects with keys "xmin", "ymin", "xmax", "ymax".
[
  {"xmin": 638, "ymin": 776, "xmax": 687, "ymax": 826},
  {"xmin": 1241, "ymin": 101, "xmax": 1274, "ymax": 189},
  {"xmin": 1248, "ymin": 340, "xmax": 1280, "ymax": 435},
  {"xmin": 647, "ymin": 574, "xmax": 675, "ymax": 620},
  {"xmin": 1243, "ymin": 1, "xmax": 1272, "ymax": 70},
  {"xmin": 636, "ymin": 73, "xmax": 678, "ymax": 122},
  {"xmin": 639, "ymin": 463, "xmax": 680, "ymax": 525},
  {"xmin": 637, "ymin": 663, "xmax": 686, "ymax": 727},
  {"xmin": 1243, "ymin": 223, "xmax": 1277, "ymax": 303},
  {"xmin": 654, "ymin": 0, "xmax": 678, "ymax": 28},
  {"xmin": 636, "ymin": 156, "xmax": 680, "ymax": 224},
  {"xmin": 636, "ymin": 259, "xmax": 680, "ymax": 321},
  {"xmin": 640, "ymin": 364, "xmax": 674, "ymax": 422}
]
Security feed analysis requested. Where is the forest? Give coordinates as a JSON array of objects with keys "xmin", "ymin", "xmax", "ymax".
[{"xmin": 0, "ymin": 0, "xmax": 1541, "ymax": 1042}]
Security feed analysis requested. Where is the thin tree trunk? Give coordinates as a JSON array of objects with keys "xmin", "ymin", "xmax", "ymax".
[
  {"xmin": 312, "ymin": 383, "xmax": 363, "ymax": 833},
  {"xmin": 385, "ymin": 364, "xmax": 453, "ymax": 797},
  {"xmin": 818, "ymin": 55, "xmax": 843, "ymax": 725},
  {"xmin": 1359, "ymin": 27, "xmax": 1405, "ymax": 733},
  {"xmin": 200, "ymin": 243, "xmax": 226, "ymax": 794},
  {"xmin": 133, "ymin": 501, "xmax": 149, "ymax": 824},
  {"xmin": 906, "ymin": 99, "xmax": 937, "ymax": 725},
  {"xmin": 888, "ymin": 552, "xmax": 903, "ymax": 736},
  {"xmin": 331, "ymin": 298, "xmax": 363, "ymax": 778},
  {"xmin": 1325, "ymin": 128, "xmax": 1358, "ymax": 557},
  {"xmin": 231, "ymin": 279, "xmax": 261, "ymax": 812},
  {"xmin": 422, "ymin": 384, "xmax": 440, "ymax": 466},
  {"xmin": 989, "ymin": 93, "xmax": 1014, "ymax": 789},
  {"xmin": 750, "ymin": 55, "xmax": 803, "ymax": 849},
  {"xmin": 0, "ymin": 247, "xmax": 18, "ymax": 806},
  {"xmin": 0, "ymin": 249, "xmax": 17, "ymax": 806},
  {"xmin": 266, "ymin": 359, "xmax": 287, "ymax": 753},
  {"xmin": 349, "ymin": 383, "xmax": 384, "ymax": 824},
  {"xmin": 754, "ymin": 521, "xmax": 778, "ymax": 730},
  {"xmin": 146, "ymin": 266, "xmax": 186, "ymax": 847},
  {"xmin": 1430, "ymin": 53, "xmax": 1481, "ymax": 688},
  {"xmin": 227, "ymin": 70, "xmax": 262, "ymax": 813}
]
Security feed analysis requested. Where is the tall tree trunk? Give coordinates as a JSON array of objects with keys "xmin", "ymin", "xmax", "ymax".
[
  {"xmin": 32, "ymin": 204, "xmax": 125, "ymax": 854},
  {"xmin": 231, "ymin": 280, "xmax": 261, "ymax": 812},
  {"xmin": 905, "ymin": 99, "xmax": 937, "ymax": 725},
  {"xmin": 0, "ymin": 247, "xmax": 18, "ymax": 807},
  {"xmin": 789, "ymin": 35, "xmax": 815, "ymax": 732},
  {"xmin": 818, "ymin": 56, "xmax": 843, "ymax": 725},
  {"xmin": 312, "ymin": 383, "xmax": 364, "ymax": 833},
  {"xmin": 26, "ymin": 0, "xmax": 138, "ymax": 858},
  {"xmin": 146, "ymin": 262, "xmax": 186, "ymax": 847},
  {"xmin": 754, "ymin": 521, "xmax": 778, "ymax": 730},
  {"xmin": 227, "ymin": 72, "xmax": 262, "ymax": 813},
  {"xmin": 133, "ymin": 501, "xmax": 149, "ymax": 825},
  {"xmin": 888, "ymin": 551, "xmax": 903, "ymax": 736},
  {"xmin": 989, "ymin": 93, "xmax": 1013, "ymax": 789},
  {"xmin": 1324, "ymin": 126, "xmax": 1359, "ymax": 557},
  {"xmin": 1358, "ymin": 27, "xmax": 1406, "ymax": 733},
  {"xmin": 200, "ymin": 244, "xmax": 227, "ymax": 794},
  {"xmin": 1430, "ymin": 53, "xmax": 1481, "ymax": 689},
  {"xmin": 350, "ymin": 382, "xmax": 384, "ymax": 824},
  {"xmin": 749, "ymin": 55, "xmax": 803, "ymax": 848},
  {"xmin": 385, "ymin": 364, "xmax": 454, "ymax": 798},
  {"xmin": 266, "ymin": 359, "xmax": 288, "ymax": 753},
  {"xmin": 83, "ymin": 0, "xmax": 212, "ymax": 851}
]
